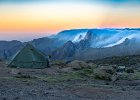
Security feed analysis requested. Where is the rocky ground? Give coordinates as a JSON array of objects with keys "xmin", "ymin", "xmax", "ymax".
[{"xmin": 0, "ymin": 61, "xmax": 140, "ymax": 100}]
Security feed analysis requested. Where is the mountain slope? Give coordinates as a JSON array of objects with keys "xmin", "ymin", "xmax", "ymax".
[
  {"xmin": 53, "ymin": 28, "xmax": 140, "ymax": 48},
  {"xmin": 30, "ymin": 37, "xmax": 64, "ymax": 55},
  {"xmin": 75, "ymin": 38, "xmax": 140, "ymax": 60},
  {"xmin": 52, "ymin": 41, "xmax": 77, "ymax": 60},
  {"xmin": 53, "ymin": 29, "xmax": 88, "ymax": 42},
  {"xmin": 0, "ymin": 40, "xmax": 23, "ymax": 59}
]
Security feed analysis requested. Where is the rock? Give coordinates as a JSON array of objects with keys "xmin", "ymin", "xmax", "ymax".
[
  {"xmin": 94, "ymin": 66, "xmax": 116, "ymax": 81},
  {"xmin": 51, "ymin": 60, "xmax": 66, "ymax": 68},
  {"xmin": 14, "ymin": 96, "xmax": 19, "ymax": 100},
  {"xmin": 2, "ymin": 97, "xmax": 7, "ymax": 100},
  {"xmin": 111, "ymin": 74, "xmax": 118, "ymax": 82},
  {"xmin": 60, "ymin": 67, "xmax": 72, "ymax": 73},
  {"xmin": 87, "ymin": 63, "xmax": 97, "ymax": 68},
  {"xmin": 11, "ymin": 69, "xmax": 20, "ymax": 75},
  {"xmin": 67, "ymin": 60, "xmax": 88, "ymax": 70}
]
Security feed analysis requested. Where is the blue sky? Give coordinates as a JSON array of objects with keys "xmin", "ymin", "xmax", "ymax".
[{"xmin": 0, "ymin": 0, "xmax": 140, "ymax": 4}]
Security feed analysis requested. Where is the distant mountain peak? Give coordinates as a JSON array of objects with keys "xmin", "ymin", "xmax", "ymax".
[
  {"xmin": 72, "ymin": 32, "xmax": 87, "ymax": 42},
  {"xmin": 84, "ymin": 30, "xmax": 93, "ymax": 41},
  {"xmin": 64, "ymin": 41, "xmax": 75, "ymax": 47}
]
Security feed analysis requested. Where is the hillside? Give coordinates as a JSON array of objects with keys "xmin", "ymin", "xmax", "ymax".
[{"xmin": 88, "ymin": 55, "xmax": 140, "ymax": 67}]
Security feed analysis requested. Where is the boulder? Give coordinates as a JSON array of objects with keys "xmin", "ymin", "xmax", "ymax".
[
  {"xmin": 94, "ymin": 66, "xmax": 116, "ymax": 81},
  {"xmin": 11, "ymin": 68, "xmax": 20, "ymax": 75},
  {"xmin": 51, "ymin": 60, "xmax": 66, "ymax": 68},
  {"xmin": 67, "ymin": 60, "xmax": 88, "ymax": 70}
]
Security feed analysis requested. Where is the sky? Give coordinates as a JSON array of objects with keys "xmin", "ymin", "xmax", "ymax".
[{"xmin": 0, "ymin": 0, "xmax": 140, "ymax": 41}]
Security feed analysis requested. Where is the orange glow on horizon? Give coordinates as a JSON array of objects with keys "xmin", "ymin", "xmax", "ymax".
[{"xmin": 0, "ymin": 1, "xmax": 140, "ymax": 41}]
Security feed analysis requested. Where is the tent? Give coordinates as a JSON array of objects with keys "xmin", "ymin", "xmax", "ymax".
[{"xmin": 8, "ymin": 43, "xmax": 48, "ymax": 68}]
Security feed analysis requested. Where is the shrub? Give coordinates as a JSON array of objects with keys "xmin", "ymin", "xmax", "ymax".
[
  {"xmin": 52, "ymin": 60, "xmax": 66, "ymax": 67},
  {"xmin": 83, "ymin": 68, "xmax": 93, "ymax": 74},
  {"xmin": 126, "ymin": 68, "xmax": 134, "ymax": 73},
  {"xmin": 79, "ymin": 67, "xmax": 93, "ymax": 77},
  {"xmin": 94, "ymin": 66, "xmax": 116, "ymax": 81},
  {"xmin": 15, "ymin": 74, "xmax": 31, "ymax": 79},
  {"xmin": 67, "ymin": 60, "xmax": 88, "ymax": 70}
]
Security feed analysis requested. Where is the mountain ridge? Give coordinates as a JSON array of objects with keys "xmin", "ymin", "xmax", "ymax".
[{"xmin": 0, "ymin": 28, "xmax": 140, "ymax": 60}]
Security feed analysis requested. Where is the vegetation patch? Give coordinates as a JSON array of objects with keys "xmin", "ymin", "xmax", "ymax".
[
  {"xmin": 94, "ymin": 66, "xmax": 116, "ymax": 81},
  {"xmin": 90, "ymin": 55, "xmax": 140, "ymax": 67},
  {"xmin": 51, "ymin": 60, "xmax": 66, "ymax": 67},
  {"xmin": 38, "ymin": 72, "xmax": 84, "ymax": 83},
  {"xmin": 38, "ymin": 67, "xmax": 95, "ymax": 83},
  {"xmin": 126, "ymin": 68, "xmax": 134, "ymax": 73}
]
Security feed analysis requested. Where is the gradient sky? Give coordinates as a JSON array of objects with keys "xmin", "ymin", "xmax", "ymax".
[{"xmin": 0, "ymin": 0, "xmax": 140, "ymax": 41}]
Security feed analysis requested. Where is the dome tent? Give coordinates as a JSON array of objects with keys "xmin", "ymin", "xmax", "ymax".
[{"xmin": 8, "ymin": 43, "xmax": 48, "ymax": 68}]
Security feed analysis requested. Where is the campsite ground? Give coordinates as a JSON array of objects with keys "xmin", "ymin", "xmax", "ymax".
[{"xmin": 0, "ymin": 61, "xmax": 140, "ymax": 100}]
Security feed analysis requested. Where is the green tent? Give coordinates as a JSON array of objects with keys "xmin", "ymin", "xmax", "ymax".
[{"xmin": 8, "ymin": 43, "xmax": 48, "ymax": 68}]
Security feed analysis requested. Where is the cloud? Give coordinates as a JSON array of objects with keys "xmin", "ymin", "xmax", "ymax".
[
  {"xmin": 104, "ymin": 33, "xmax": 140, "ymax": 47},
  {"xmin": 72, "ymin": 32, "xmax": 87, "ymax": 42}
]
